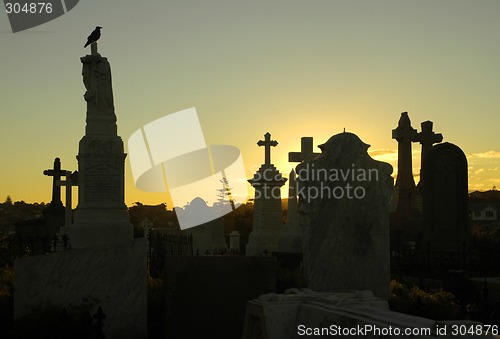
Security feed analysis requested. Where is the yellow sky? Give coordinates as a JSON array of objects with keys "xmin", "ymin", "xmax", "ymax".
[{"xmin": 1, "ymin": 1, "xmax": 499, "ymax": 207}]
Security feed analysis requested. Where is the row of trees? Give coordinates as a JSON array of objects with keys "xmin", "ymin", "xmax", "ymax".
[{"xmin": 0, "ymin": 196, "xmax": 47, "ymax": 233}]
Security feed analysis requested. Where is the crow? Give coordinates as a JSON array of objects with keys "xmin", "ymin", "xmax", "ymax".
[{"xmin": 84, "ymin": 26, "xmax": 102, "ymax": 48}]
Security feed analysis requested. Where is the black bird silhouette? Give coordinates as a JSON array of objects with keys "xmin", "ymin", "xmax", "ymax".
[{"xmin": 84, "ymin": 26, "xmax": 102, "ymax": 48}]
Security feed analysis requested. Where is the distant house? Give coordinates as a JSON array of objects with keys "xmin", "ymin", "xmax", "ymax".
[{"xmin": 470, "ymin": 203, "xmax": 500, "ymax": 225}]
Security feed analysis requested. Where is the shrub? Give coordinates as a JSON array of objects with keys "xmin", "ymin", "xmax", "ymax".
[{"xmin": 389, "ymin": 280, "xmax": 460, "ymax": 320}]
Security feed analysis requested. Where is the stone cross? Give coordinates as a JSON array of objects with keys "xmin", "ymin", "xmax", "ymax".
[
  {"xmin": 288, "ymin": 137, "xmax": 320, "ymax": 163},
  {"xmin": 414, "ymin": 120, "xmax": 443, "ymax": 168},
  {"xmin": 140, "ymin": 218, "xmax": 153, "ymax": 243},
  {"xmin": 392, "ymin": 113, "xmax": 417, "ymax": 142},
  {"xmin": 392, "ymin": 112, "xmax": 417, "ymax": 190},
  {"xmin": 57, "ymin": 171, "xmax": 78, "ymax": 227},
  {"xmin": 93, "ymin": 306, "xmax": 106, "ymax": 338},
  {"xmin": 44, "ymin": 158, "xmax": 69, "ymax": 207},
  {"xmin": 257, "ymin": 132, "xmax": 278, "ymax": 165}
]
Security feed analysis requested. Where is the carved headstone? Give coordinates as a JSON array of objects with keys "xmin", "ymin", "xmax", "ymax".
[
  {"xmin": 297, "ymin": 132, "xmax": 393, "ymax": 300},
  {"xmin": 421, "ymin": 142, "xmax": 469, "ymax": 251}
]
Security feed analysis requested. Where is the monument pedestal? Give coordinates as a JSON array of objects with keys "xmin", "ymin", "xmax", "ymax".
[
  {"xmin": 15, "ymin": 238, "xmax": 147, "ymax": 339},
  {"xmin": 246, "ymin": 163, "xmax": 287, "ymax": 255},
  {"xmin": 70, "ymin": 222, "xmax": 132, "ymax": 248}
]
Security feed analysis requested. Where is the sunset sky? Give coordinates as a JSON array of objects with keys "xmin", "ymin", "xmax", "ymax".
[{"xmin": 1, "ymin": 0, "xmax": 499, "ymax": 208}]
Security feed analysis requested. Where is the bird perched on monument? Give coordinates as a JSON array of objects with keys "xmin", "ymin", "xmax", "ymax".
[{"xmin": 84, "ymin": 26, "xmax": 102, "ymax": 48}]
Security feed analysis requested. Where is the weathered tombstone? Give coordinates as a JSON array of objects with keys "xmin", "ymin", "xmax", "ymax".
[
  {"xmin": 246, "ymin": 132, "xmax": 287, "ymax": 255},
  {"xmin": 297, "ymin": 132, "xmax": 393, "ymax": 300},
  {"xmin": 421, "ymin": 142, "xmax": 470, "ymax": 251}
]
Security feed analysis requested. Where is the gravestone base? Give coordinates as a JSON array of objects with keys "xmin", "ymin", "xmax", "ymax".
[
  {"xmin": 246, "ymin": 232, "xmax": 282, "ymax": 256},
  {"xmin": 243, "ymin": 289, "xmax": 492, "ymax": 339},
  {"xmin": 161, "ymin": 256, "xmax": 277, "ymax": 339},
  {"xmin": 70, "ymin": 220, "xmax": 133, "ymax": 248},
  {"xmin": 72, "ymin": 131, "xmax": 133, "ymax": 249},
  {"xmin": 14, "ymin": 238, "xmax": 147, "ymax": 339},
  {"xmin": 71, "ymin": 205, "xmax": 133, "ymax": 248}
]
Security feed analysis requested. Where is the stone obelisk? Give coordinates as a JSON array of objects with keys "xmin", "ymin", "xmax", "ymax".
[{"xmin": 70, "ymin": 42, "xmax": 133, "ymax": 248}]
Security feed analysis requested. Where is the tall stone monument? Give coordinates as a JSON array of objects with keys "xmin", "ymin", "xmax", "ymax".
[
  {"xmin": 246, "ymin": 132, "xmax": 287, "ymax": 256},
  {"xmin": 15, "ymin": 42, "xmax": 146, "ymax": 339},
  {"xmin": 297, "ymin": 132, "xmax": 393, "ymax": 300},
  {"xmin": 71, "ymin": 43, "xmax": 133, "ymax": 248}
]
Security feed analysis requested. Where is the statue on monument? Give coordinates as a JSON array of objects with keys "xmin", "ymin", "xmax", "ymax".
[{"xmin": 80, "ymin": 28, "xmax": 115, "ymax": 116}]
